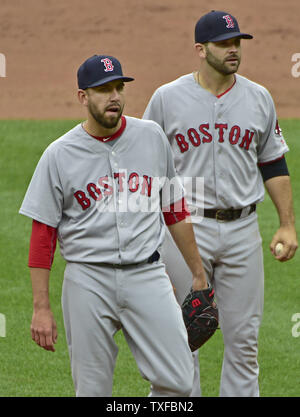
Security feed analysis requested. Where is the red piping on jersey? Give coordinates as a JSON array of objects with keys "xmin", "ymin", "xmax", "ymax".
[
  {"xmin": 85, "ymin": 116, "xmax": 126, "ymax": 143},
  {"xmin": 216, "ymin": 77, "xmax": 236, "ymax": 99},
  {"xmin": 28, "ymin": 220, "xmax": 57, "ymax": 270},
  {"xmin": 258, "ymin": 154, "xmax": 284, "ymax": 166}
]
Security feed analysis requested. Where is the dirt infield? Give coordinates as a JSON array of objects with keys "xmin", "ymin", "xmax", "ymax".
[{"xmin": 0, "ymin": 0, "xmax": 299, "ymax": 119}]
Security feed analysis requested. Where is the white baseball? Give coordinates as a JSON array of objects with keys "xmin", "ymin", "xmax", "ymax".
[{"xmin": 275, "ymin": 242, "xmax": 283, "ymax": 256}]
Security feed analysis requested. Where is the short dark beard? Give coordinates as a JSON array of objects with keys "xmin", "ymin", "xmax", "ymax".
[
  {"xmin": 88, "ymin": 101, "xmax": 123, "ymax": 129},
  {"xmin": 205, "ymin": 44, "xmax": 240, "ymax": 75}
]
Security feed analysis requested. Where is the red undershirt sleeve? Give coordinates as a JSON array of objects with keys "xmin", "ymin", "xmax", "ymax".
[
  {"xmin": 162, "ymin": 197, "xmax": 191, "ymax": 226},
  {"xmin": 28, "ymin": 220, "xmax": 58, "ymax": 270}
]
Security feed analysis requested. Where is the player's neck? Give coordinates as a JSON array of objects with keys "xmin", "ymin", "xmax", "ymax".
[
  {"xmin": 83, "ymin": 116, "xmax": 123, "ymax": 138},
  {"xmin": 195, "ymin": 69, "xmax": 236, "ymax": 97}
]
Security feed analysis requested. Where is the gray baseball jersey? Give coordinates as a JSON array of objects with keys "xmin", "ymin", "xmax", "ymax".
[
  {"xmin": 143, "ymin": 73, "xmax": 289, "ymax": 397},
  {"xmin": 143, "ymin": 73, "xmax": 289, "ymax": 210},
  {"xmin": 20, "ymin": 114, "xmax": 194, "ymax": 397},
  {"xmin": 19, "ymin": 116, "xmax": 184, "ymax": 264}
]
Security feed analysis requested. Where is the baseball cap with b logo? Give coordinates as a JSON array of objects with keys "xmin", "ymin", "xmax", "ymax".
[
  {"xmin": 195, "ymin": 10, "xmax": 253, "ymax": 43},
  {"xmin": 77, "ymin": 55, "xmax": 134, "ymax": 90}
]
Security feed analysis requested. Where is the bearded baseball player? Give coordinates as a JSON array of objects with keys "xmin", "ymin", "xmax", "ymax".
[
  {"xmin": 143, "ymin": 10, "xmax": 298, "ymax": 397},
  {"xmin": 19, "ymin": 54, "xmax": 212, "ymax": 397}
]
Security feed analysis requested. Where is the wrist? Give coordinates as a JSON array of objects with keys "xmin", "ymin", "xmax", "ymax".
[
  {"xmin": 192, "ymin": 273, "xmax": 208, "ymax": 290},
  {"xmin": 279, "ymin": 221, "xmax": 296, "ymax": 228},
  {"xmin": 33, "ymin": 294, "xmax": 51, "ymax": 311},
  {"xmin": 33, "ymin": 306, "xmax": 51, "ymax": 313}
]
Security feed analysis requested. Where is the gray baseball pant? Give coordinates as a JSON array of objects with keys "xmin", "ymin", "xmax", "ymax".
[
  {"xmin": 161, "ymin": 212, "xmax": 264, "ymax": 397},
  {"xmin": 62, "ymin": 261, "xmax": 194, "ymax": 397}
]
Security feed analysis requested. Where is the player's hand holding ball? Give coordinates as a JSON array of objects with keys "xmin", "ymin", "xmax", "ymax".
[
  {"xmin": 270, "ymin": 224, "xmax": 298, "ymax": 262},
  {"xmin": 272, "ymin": 241, "xmax": 286, "ymax": 261},
  {"xmin": 274, "ymin": 242, "xmax": 283, "ymax": 257}
]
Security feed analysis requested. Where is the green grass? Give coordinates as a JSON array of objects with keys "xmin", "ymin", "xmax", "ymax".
[{"xmin": 0, "ymin": 119, "xmax": 299, "ymax": 397}]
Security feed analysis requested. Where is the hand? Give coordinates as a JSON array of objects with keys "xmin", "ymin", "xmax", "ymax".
[
  {"xmin": 270, "ymin": 225, "xmax": 298, "ymax": 262},
  {"xmin": 31, "ymin": 308, "xmax": 58, "ymax": 352}
]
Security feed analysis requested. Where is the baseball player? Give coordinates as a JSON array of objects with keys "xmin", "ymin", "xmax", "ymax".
[
  {"xmin": 143, "ymin": 10, "xmax": 298, "ymax": 397},
  {"xmin": 19, "ymin": 54, "xmax": 209, "ymax": 397}
]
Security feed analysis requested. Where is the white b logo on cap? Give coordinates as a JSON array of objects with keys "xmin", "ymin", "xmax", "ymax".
[
  {"xmin": 222, "ymin": 15, "xmax": 235, "ymax": 29},
  {"xmin": 101, "ymin": 58, "xmax": 114, "ymax": 72}
]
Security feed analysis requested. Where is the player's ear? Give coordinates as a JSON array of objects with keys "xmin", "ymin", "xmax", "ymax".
[
  {"xmin": 194, "ymin": 43, "xmax": 207, "ymax": 59},
  {"xmin": 78, "ymin": 89, "xmax": 89, "ymax": 106}
]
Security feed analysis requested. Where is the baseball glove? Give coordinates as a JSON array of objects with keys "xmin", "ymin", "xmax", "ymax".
[{"xmin": 182, "ymin": 285, "xmax": 219, "ymax": 351}]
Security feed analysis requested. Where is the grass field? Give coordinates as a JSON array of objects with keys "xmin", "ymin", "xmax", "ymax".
[{"xmin": 0, "ymin": 119, "xmax": 299, "ymax": 397}]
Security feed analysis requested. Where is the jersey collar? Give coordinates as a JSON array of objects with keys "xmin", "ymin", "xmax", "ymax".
[
  {"xmin": 83, "ymin": 116, "xmax": 126, "ymax": 143},
  {"xmin": 216, "ymin": 76, "xmax": 236, "ymax": 99}
]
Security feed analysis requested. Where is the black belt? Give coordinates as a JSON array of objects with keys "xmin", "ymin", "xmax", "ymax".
[
  {"xmin": 147, "ymin": 250, "xmax": 160, "ymax": 263},
  {"xmin": 203, "ymin": 204, "xmax": 256, "ymax": 221},
  {"xmin": 94, "ymin": 250, "xmax": 160, "ymax": 269}
]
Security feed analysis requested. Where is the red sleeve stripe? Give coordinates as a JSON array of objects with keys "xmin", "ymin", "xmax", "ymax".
[
  {"xmin": 28, "ymin": 220, "xmax": 58, "ymax": 270},
  {"xmin": 162, "ymin": 197, "xmax": 190, "ymax": 226},
  {"xmin": 258, "ymin": 154, "xmax": 284, "ymax": 167}
]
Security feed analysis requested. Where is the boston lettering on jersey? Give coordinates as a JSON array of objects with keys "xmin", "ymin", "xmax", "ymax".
[
  {"xmin": 175, "ymin": 123, "xmax": 254, "ymax": 153},
  {"xmin": 74, "ymin": 172, "xmax": 153, "ymax": 210}
]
